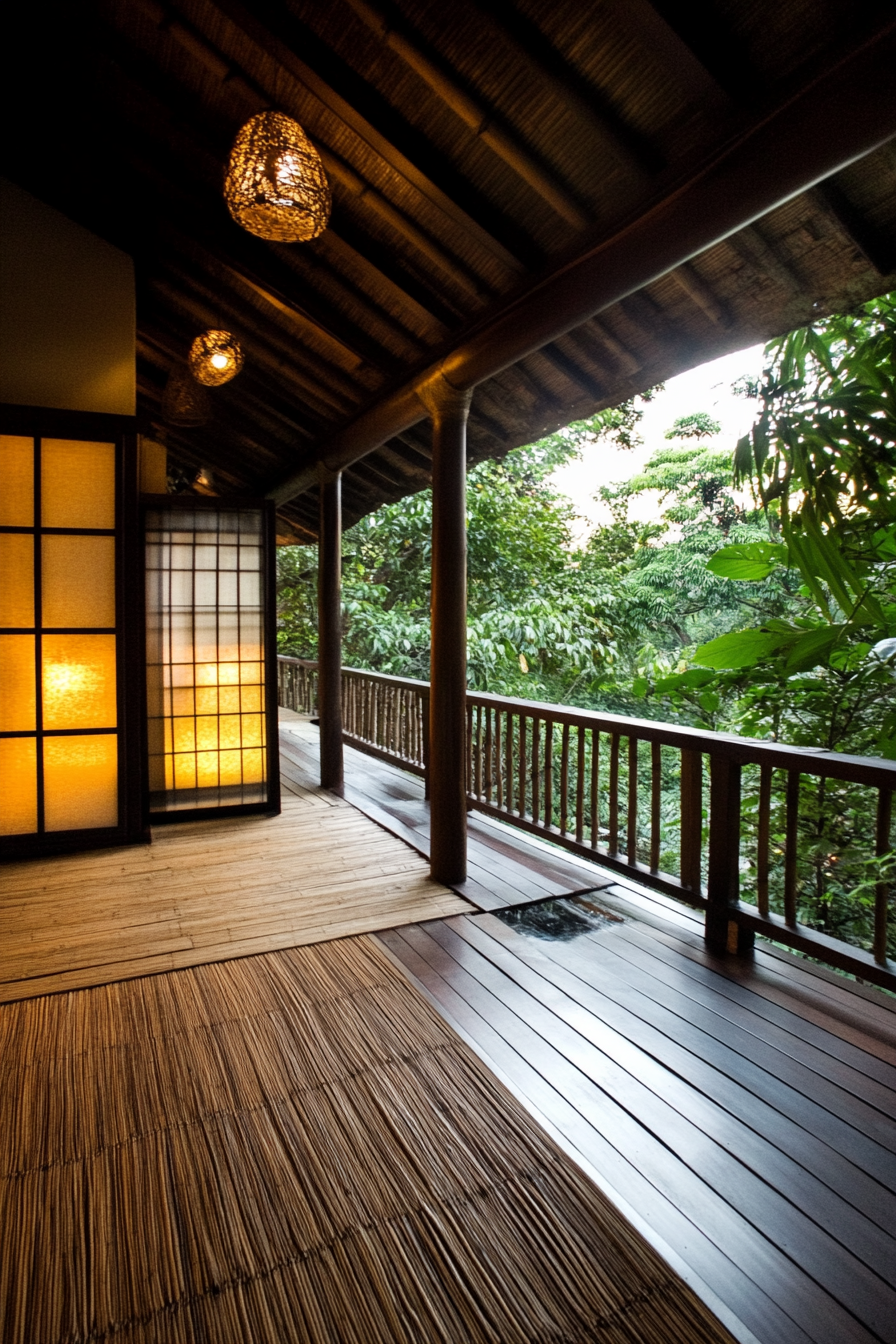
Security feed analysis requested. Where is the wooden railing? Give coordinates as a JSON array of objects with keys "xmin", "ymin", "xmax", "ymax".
[{"xmin": 277, "ymin": 656, "xmax": 895, "ymax": 990}]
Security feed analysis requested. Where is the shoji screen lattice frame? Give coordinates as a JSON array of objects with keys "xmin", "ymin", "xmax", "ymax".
[
  {"xmin": 0, "ymin": 404, "xmax": 146, "ymax": 860},
  {"xmin": 142, "ymin": 495, "xmax": 281, "ymax": 822}
]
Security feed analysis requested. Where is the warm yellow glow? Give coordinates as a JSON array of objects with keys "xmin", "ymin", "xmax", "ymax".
[
  {"xmin": 0, "ymin": 533, "xmax": 34, "ymax": 627},
  {"xmin": 42, "ymin": 535, "xmax": 115, "ymax": 628},
  {"xmin": 188, "ymin": 331, "xmax": 244, "ymax": 387},
  {"xmin": 0, "ymin": 738, "xmax": 38, "ymax": 835},
  {"xmin": 42, "ymin": 635, "xmax": 117, "ymax": 730},
  {"xmin": 41, "ymin": 440, "xmax": 115, "ymax": 529},
  {"xmin": 0, "ymin": 636, "xmax": 36, "ymax": 732},
  {"xmin": 0, "ymin": 436, "xmax": 34, "ymax": 526},
  {"xmin": 43, "ymin": 734, "xmax": 118, "ymax": 831},
  {"xmin": 224, "ymin": 111, "xmax": 331, "ymax": 243}
]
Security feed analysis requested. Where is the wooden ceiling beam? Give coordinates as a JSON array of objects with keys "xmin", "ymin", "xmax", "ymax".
[
  {"xmin": 341, "ymin": 0, "xmax": 591, "ymax": 230},
  {"xmin": 813, "ymin": 181, "xmax": 896, "ymax": 276},
  {"xmin": 269, "ymin": 23, "xmax": 896, "ymax": 503},
  {"xmin": 472, "ymin": 0, "xmax": 664, "ymax": 177}
]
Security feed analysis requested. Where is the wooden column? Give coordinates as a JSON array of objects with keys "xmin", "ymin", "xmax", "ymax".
[
  {"xmin": 421, "ymin": 378, "xmax": 472, "ymax": 885},
  {"xmin": 318, "ymin": 468, "xmax": 344, "ymax": 791},
  {"xmin": 705, "ymin": 752, "xmax": 753, "ymax": 955}
]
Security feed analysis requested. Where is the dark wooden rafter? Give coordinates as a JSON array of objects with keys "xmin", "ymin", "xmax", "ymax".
[
  {"xmin": 472, "ymin": 0, "xmax": 666, "ymax": 178},
  {"xmin": 644, "ymin": 0, "xmax": 761, "ymax": 105},
  {"xmin": 340, "ymin": 0, "xmax": 592, "ymax": 231},
  {"xmin": 813, "ymin": 181, "xmax": 896, "ymax": 276}
]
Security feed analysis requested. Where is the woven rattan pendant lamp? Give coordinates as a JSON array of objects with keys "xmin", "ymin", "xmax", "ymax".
[
  {"xmin": 224, "ymin": 111, "xmax": 331, "ymax": 243},
  {"xmin": 189, "ymin": 330, "xmax": 244, "ymax": 386}
]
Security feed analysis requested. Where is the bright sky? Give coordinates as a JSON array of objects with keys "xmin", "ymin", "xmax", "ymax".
[{"xmin": 550, "ymin": 342, "xmax": 767, "ymax": 537}]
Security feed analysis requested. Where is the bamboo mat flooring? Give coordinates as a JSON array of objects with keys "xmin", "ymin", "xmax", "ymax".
[
  {"xmin": 0, "ymin": 934, "xmax": 737, "ymax": 1344},
  {"xmin": 0, "ymin": 784, "xmax": 470, "ymax": 1003}
]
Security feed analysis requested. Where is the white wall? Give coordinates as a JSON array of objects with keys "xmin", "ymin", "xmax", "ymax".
[{"xmin": 0, "ymin": 178, "xmax": 135, "ymax": 415}]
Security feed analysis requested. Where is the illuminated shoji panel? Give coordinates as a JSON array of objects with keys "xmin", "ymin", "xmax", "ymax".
[
  {"xmin": 145, "ymin": 500, "xmax": 280, "ymax": 818},
  {"xmin": 0, "ymin": 412, "xmax": 144, "ymax": 858}
]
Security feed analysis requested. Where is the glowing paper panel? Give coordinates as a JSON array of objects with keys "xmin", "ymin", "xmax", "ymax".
[
  {"xmin": 146, "ymin": 504, "xmax": 273, "ymax": 814},
  {"xmin": 43, "ymin": 734, "xmax": 118, "ymax": 831},
  {"xmin": 42, "ymin": 535, "xmax": 116, "ymax": 628},
  {"xmin": 0, "ymin": 738, "xmax": 37, "ymax": 835},
  {"xmin": 42, "ymin": 634, "xmax": 117, "ymax": 729},
  {"xmin": 0, "ymin": 435, "xmax": 34, "ymax": 526},
  {"xmin": 0, "ymin": 636, "xmax": 36, "ymax": 732},
  {"xmin": 0, "ymin": 533, "xmax": 35, "ymax": 626},
  {"xmin": 1, "ymin": 429, "xmax": 127, "ymax": 852},
  {"xmin": 42, "ymin": 439, "xmax": 115, "ymax": 528}
]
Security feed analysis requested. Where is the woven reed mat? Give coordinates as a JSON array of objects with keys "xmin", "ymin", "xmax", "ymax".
[{"xmin": 0, "ymin": 935, "xmax": 736, "ymax": 1344}]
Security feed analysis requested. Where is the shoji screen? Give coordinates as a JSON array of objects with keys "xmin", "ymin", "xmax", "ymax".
[
  {"xmin": 144, "ymin": 500, "xmax": 279, "ymax": 819},
  {"xmin": 0, "ymin": 418, "xmax": 143, "ymax": 857}
]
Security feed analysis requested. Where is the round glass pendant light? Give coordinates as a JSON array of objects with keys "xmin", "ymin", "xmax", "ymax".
[
  {"xmin": 189, "ymin": 330, "xmax": 244, "ymax": 387},
  {"xmin": 224, "ymin": 111, "xmax": 331, "ymax": 243}
]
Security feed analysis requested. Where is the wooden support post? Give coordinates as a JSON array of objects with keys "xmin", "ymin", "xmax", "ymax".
[
  {"xmin": 420, "ymin": 377, "xmax": 472, "ymax": 885},
  {"xmin": 318, "ymin": 468, "xmax": 344, "ymax": 792},
  {"xmin": 705, "ymin": 752, "xmax": 753, "ymax": 955}
]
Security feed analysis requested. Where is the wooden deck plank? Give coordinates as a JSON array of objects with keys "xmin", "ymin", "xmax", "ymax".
[
  {"xmin": 451, "ymin": 912, "xmax": 896, "ymax": 1280},
  {"xmin": 417, "ymin": 917, "xmax": 895, "ymax": 1341},
  {"xmin": 608, "ymin": 924, "xmax": 896, "ymax": 1110},
  {"xmin": 381, "ymin": 923, "xmax": 875, "ymax": 1344}
]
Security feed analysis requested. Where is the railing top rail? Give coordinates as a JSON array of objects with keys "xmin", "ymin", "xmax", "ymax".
[
  {"xmin": 342, "ymin": 666, "xmax": 430, "ymax": 691},
  {"xmin": 276, "ymin": 657, "xmax": 896, "ymax": 789},
  {"xmin": 277, "ymin": 655, "xmax": 319, "ymax": 668},
  {"xmin": 468, "ymin": 688, "xmax": 896, "ymax": 789}
]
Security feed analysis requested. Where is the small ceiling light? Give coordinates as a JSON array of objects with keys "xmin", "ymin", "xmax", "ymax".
[
  {"xmin": 189, "ymin": 330, "xmax": 244, "ymax": 387},
  {"xmin": 224, "ymin": 111, "xmax": 331, "ymax": 243}
]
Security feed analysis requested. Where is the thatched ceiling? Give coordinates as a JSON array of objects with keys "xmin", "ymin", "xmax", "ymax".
[{"xmin": 2, "ymin": 0, "xmax": 895, "ymax": 539}]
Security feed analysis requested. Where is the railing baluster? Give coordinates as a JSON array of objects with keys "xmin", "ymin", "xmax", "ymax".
[
  {"xmin": 628, "ymin": 737, "xmax": 639, "ymax": 864},
  {"xmin": 875, "ymin": 788, "xmax": 893, "ymax": 965},
  {"xmin": 608, "ymin": 734, "xmax": 620, "ymax": 855},
  {"xmin": 495, "ymin": 711, "xmax": 503, "ymax": 809},
  {"xmin": 680, "ymin": 749, "xmax": 702, "ymax": 892},
  {"xmin": 484, "ymin": 707, "xmax": 493, "ymax": 801},
  {"xmin": 560, "ymin": 723, "xmax": 570, "ymax": 835},
  {"xmin": 590, "ymin": 729, "xmax": 599, "ymax": 849},
  {"xmin": 474, "ymin": 704, "xmax": 483, "ymax": 797},
  {"xmin": 784, "ymin": 770, "xmax": 800, "ymax": 926},
  {"xmin": 531, "ymin": 717, "xmax": 540, "ymax": 824},
  {"xmin": 575, "ymin": 725, "xmax": 585, "ymax": 843},
  {"xmin": 757, "ymin": 764, "xmax": 772, "ymax": 917},
  {"xmin": 466, "ymin": 702, "xmax": 474, "ymax": 794},
  {"xmin": 518, "ymin": 714, "xmax": 527, "ymax": 817},
  {"xmin": 650, "ymin": 740, "xmax": 661, "ymax": 873},
  {"xmin": 544, "ymin": 719, "xmax": 553, "ymax": 828},
  {"xmin": 505, "ymin": 712, "xmax": 513, "ymax": 814}
]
